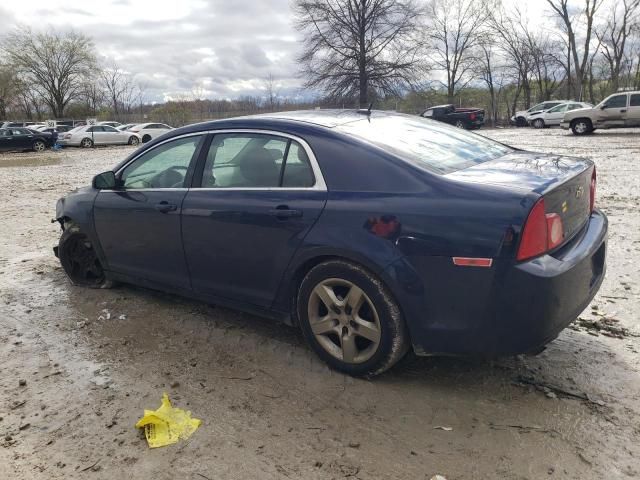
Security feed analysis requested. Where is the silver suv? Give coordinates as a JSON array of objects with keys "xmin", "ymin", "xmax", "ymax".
[{"xmin": 561, "ymin": 91, "xmax": 640, "ymax": 135}]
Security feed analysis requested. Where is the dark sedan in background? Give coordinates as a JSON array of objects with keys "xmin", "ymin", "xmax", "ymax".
[
  {"xmin": 0, "ymin": 127, "xmax": 52, "ymax": 152},
  {"xmin": 54, "ymin": 110, "xmax": 607, "ymax": 377}
]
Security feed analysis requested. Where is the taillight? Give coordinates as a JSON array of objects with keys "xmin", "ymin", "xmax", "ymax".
[
  {"xmin": 469, "ymin": 113, "xmax": 476, "ymax": 120},
  {"xmin": 517, "ymin": 198, "xmax": 565, "ymax": 261},
  {"xmin": 590, "ymin": 167, "xmax": 596, "ymax": 213}
]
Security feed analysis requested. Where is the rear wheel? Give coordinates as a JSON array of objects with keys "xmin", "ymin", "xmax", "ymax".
[
  {"xmin": 571, "ymin": 119, "xmax": 593, "ymax": 135},
  {"xmin": 455, "ymin": 120, "xmax": 466, "ymax": 129},
  {"xmin": 32, "ymin": 140, "xmax": 46, "ymax": 152},
  {"xmin": 80, "ymin": 137, "xmax": 93, "ymax": 148},
  {"xmin": 128, "ymin": 136, "xmax": 140, "ymax": 146},
  {"xmin": 58, "ymin": 225, "xmax": 112, "ymax": 288},
  {"xmin": 142, "ymin": 134, "xmax": 152, "ymax": 143},
  {"xmin": 297, "ymin": 260, "xmax": 410, "ymax": 377},
  {"xmin": 532, "ymin": 119, "xmax": 545, "ymax": 129}
]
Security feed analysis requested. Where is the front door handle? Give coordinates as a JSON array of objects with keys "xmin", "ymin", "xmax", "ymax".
[
  {"xmin": 155, "ymin": 201, "xmax": 177, "ymax": 213},
  {"xmin": 621, "ymin": 109, "xmax": 627, "ymax": 113},
  {"xmin": 269, "ymin": 206, "xmax": 302, "ymax": 219}
]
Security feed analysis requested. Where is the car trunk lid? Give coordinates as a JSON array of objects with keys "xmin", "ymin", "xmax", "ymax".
[{"xmin": 446, "ymin": 151, "xmax": 594, "ymax": 244}]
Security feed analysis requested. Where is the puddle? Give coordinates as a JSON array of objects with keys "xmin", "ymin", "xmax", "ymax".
[{"xmin": 0, "ymin": 155, "xmax": 62, "ymax": 168}]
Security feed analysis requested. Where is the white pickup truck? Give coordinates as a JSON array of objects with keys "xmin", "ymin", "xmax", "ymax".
[{"xmin": 561, "ymin": 91, "xmax": 640, "ymax": 135}]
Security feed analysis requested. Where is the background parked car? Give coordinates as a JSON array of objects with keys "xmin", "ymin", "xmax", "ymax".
[
  {"xmin": 529, "ymin": 102, "xmax": 593, "ymax": 128},
  {"xmin": 116, "ymin": 123, "xmax": 137, "ymax": 131},
  {"xmin": 561, "ymin": 91, "xmax": 640, "ymax": 135},
  {"xmin": 0, "ymin": 127, "xmax": 50, "ymax": 152},
  {"xmin": 421, "ymin": 104, "xmax": 484, "ymax": 129},
  {"xmin": 128, "ymin": 123, "xmax": 173, "ymax": 143},
  {"xmin": 98, "ymin": 121, "xmax": 122, "ymax": 128},
  {"xmin": 58, "ymin": 125, "xmax": 141, "ymax": 148},
  {"xmin": 26, "ymin": 127, "xmax": 57, "ymax": 146},
  {"xmin": 511, "ymin": 101, "xmax": 568, "ymax": 127}
]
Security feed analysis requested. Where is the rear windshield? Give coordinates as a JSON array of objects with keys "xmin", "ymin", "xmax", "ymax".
[{"xmin": 335, "ymin": 115, "xmax": 512, "ymax": 175}]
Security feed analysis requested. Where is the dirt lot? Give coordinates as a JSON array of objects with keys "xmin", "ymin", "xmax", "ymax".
[{"xmin": 0, "ymin": 127, "xmax": 639, "ymax": 480}]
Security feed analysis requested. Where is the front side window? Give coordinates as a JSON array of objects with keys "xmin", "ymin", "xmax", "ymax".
[
  {"xmin": 199, "ymin": 133, "xmax": 315, "ymax": 188},
  {"xmin": 120, "ymin": 135, "xmax": 203, "ymax": 189},
  {"xmin": 603, "ymin": 94, "xmax": 628, "ymax": 108},
  {"xmin": 548, "ymin": 104, "xmax": 568, "ymax": 113},
  {"xmin": 103, "ymin": 126, "xmax": 119, "ymax": 133}
]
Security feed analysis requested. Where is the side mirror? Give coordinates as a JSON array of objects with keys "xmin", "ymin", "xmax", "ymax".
[
  {"xmin": 92, "ymin": 171, "xmax": 117, "ymax": 190},
  {"xmin": 600, "ymin": 104, "xmax": 607, "ymax": 110}
]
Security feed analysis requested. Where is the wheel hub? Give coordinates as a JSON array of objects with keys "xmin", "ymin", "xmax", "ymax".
[{"xmin": 307, "ymin": 278, "xmax": 382, "ymax": 364}]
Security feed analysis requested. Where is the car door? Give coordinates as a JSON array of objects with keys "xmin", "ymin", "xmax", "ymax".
[
  {"xmin": 10, "ymin": 128, "xmax": 32, "ymax": 150},
  {"xmin": 102, "ymin": 125, "xmax": 122, "ymax": 144},
  {"xmin": 87, "ymin": 126, "xmax": 108, "ymax": 145},
  {"xmin": 596, "ymin": 93, "xmax": 628, "ymax": 127},
  {"xmin": 545, "ymin": 104, "xmax": 569, "ymax": 125},
  {"xmin": 626, "ymin": 93, "xmax": 640, "ymax": 127},
  {"xmin": 93, "ymin": 134, "xmax": 206, "ymax": 289},
  {"xmin": 181, "ymin": 131, "xmax": 328, "ymax": 308},
  {"xmin": 0, "ymin": 129, "xmax": 13, "ymax": 151}
]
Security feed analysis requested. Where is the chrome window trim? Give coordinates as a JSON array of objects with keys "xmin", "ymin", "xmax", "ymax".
[{"xmin": 111, "ymin": 129, "xmax": 327, "ymax": 192}]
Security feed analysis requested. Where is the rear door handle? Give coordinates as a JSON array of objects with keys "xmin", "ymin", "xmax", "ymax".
[
  {"xmin": 155, "ymin": 201, "xmax": 177, "ymax": 213},
  {"xmin": 269, "ymin": 206, "xmax": 302, "ymax": 219},
  {"xmin": 621, "ymin": 109, "xmax": 627, "ymax": 113}
]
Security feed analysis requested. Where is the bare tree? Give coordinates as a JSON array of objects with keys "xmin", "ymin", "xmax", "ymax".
[
  {"xmin": 0, "ymin": 63, "xmax": 19, "ymax": 119},
  {"xmin": 294, "ymin": 0, "xmax": 425, "ymax": 107},
  {"xmin": 99, "ymin": 60, "xmax": 138, "ymax": 119},
  {"xmin": 597, "ymin": 0, "xmax": 640, "ymax": 92},
  {"xmin": 2, "ymin": 27, "xmax": 96, "ymax": 117},
  {"xmin": 427, "ymin": 0, "xmax": 492, "ymax": 102},
  {"xmin": 264, "ymin": 73, "xmax": 280, "ymax": 110},
  {"xmin": 546, "ymin": 0, "xmax": 603, "ymax": 100}
]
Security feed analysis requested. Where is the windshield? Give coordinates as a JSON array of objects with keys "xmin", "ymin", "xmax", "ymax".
[{"xmin": 335, "ymin": 115, "xmax": 513, "ymax": 175}]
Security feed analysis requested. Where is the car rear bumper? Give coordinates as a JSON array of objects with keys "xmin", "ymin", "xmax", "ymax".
[
  {"xmin": 384, "ymin": 209, "xmax": 607, "ymax": 356},
  {"xmin": 560, "ymin": 122, "xmax": 571, "ymax": 130}
]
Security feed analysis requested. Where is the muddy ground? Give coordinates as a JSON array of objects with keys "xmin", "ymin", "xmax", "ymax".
[{"xmin": 0, "ymin": 127, "xmax": 639, "ymax": 480}]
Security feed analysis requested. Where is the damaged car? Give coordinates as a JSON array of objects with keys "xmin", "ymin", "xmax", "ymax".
[{"xmin": 54, "ymin": 110, "xmax": 607, "ymax": 377}]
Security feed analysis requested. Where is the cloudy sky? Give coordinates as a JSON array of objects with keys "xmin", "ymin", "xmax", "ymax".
[{"xmin": 0, "ymin": 0, "xmax": 551, "ymax": 103}]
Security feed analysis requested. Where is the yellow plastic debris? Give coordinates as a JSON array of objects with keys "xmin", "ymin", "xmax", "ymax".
[{"xmin": 135, "ymin": 393, "xmax": 201, "ymax": 448}]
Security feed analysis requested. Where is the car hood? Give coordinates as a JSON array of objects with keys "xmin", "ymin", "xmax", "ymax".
[
  {"xmin": 446, "ymin": 151, "xmax": 592, "ymax": 195},
  {"xmin": 563, "ymin": 107, "xmax": 594, "ymax": 120}
]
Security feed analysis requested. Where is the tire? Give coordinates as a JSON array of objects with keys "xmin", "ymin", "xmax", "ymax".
[
  {"xmin": 297, "ymin": 260, "xmax": 410, "ymax": 377},
  {"xmin": 532, "ymin": 119, "xmax": 545, "ymax": 129},
  {"xmin": 58, "ymin": 224, "xmax": 113, "ymax": 289},
  {"xmin": 571, "ymin": 119, "xmax": 593, "ymax": 135},
  {"xmin": 80, "ymin": 137, "xmax": 94, "ymax": 148},
  {"xmin": 128, "ymin": 136, "xmax": 140, "ymax": 146},
  {"xmin": 455, "ymin": 120, "xmax": 466, "ymax": 129},
  {"xmin": 32, "ymin": 140, "xmax": 46, "ymax": 152},
  {"xmin": 142, "ymin": 134, "xmax": 152, "ymax": 143},
  {"xmin": 515, "ymin": 117, "xmax": 527, "ymax": 127}
]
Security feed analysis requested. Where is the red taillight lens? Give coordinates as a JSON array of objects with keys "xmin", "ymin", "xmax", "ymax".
[
  {"xmin": 590, "ymin": 167, "xmax": 596, "ymax": 213},
  {"xmin": 517, "ymin": 198, "xmax": 565, "ymax": 261},
  {"xmin": 469, "ymin": 113, "xmax": 476, "ymax": 120}
]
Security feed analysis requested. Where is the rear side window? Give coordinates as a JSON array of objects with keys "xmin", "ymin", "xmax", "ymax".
[
  {"xmin": 336, "ymin": 115, "xmax": 512, "ymax": 175},
  {"xmin": 423, "ymin": 109, "xmax": 433, "ymax": 117},
  {"xmin": 630, "ymin": 94, "xmax": 640, "ymax": 107},
  {"xmin": 199, "ymin": 133, "xmax": 315, "ymax": 188}
]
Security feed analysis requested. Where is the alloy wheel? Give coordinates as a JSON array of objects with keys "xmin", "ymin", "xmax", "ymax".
[
  {"xmin": 307, "ymin": 278, "xmax": 381, "ymax": 364},
  {"xmin": 534, "ymin": 119, "xmax": 544, "ymax": 129},
  {"xmin": 33, "ymin": 141, "xmax": 45, "ymax": 152},
  {"xmin": 575, "ymin": 121, "xmax": 589, "ymax": 134},
  {"xmin": 81, "ymin": 138, "xmax": 93, "ymax": 148},
  {"xmin": 455, "ymin": 120, "xmax": 465, "ymax": 129}
]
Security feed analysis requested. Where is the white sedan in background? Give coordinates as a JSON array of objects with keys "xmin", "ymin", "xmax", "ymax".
[
  {"xmin": 58, "ymin": 125, "xmax": 141, "ymax": 148},
  {"xmin": 128, "ymin": 123, "xmax": 173, "ymax": 143},
  {"xmin": 529, "ymin": 102, "xmax": 593, "ymax": 128}
]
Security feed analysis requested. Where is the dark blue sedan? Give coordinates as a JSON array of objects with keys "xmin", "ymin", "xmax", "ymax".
[{"xmin": 54, "ymin": 110, "xmax": 607, "ymax": 377}]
